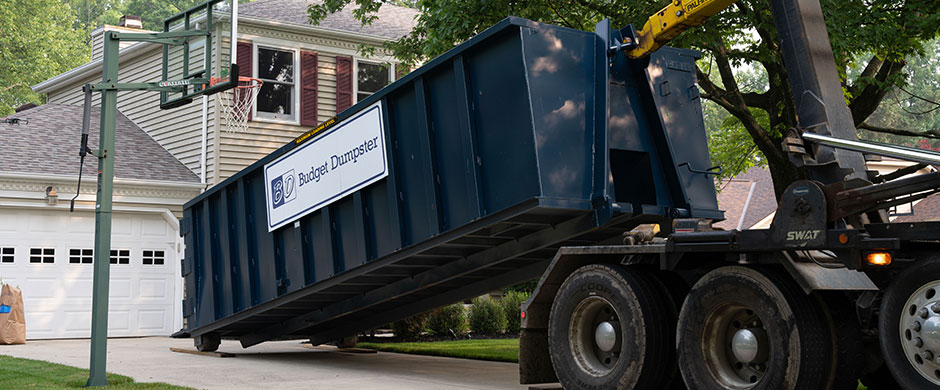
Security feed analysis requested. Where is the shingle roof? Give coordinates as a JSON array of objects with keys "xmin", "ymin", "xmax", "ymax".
[
  {"xmin": 0, "ymin": 104, "xmax": 199, "ymax": 183},
  {"xmin": 240, "ymin": 0, "xmax": 418, "ymax": 39},
  {"xmin": 714, "ymin": 166, "xmax": 778, "ymax": 230},
  {"xmin": 894, "ymin": 192, "xmax": 940, "ymax": 223}
]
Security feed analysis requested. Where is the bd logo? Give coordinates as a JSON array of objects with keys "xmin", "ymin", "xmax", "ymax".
[{"xmin": 271, "ymin": 170, "xmax": 297, "ymax": 209}]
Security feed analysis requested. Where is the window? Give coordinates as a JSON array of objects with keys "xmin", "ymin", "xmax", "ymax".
[
  {"xmin": 29, "ymin": 248, "xmax": 54, "ymax": 263},
  {"xmin": 256, "ymin": 47, "xmax": 296, "ymax": 121},
  {"xmin": 142, "ymin": 250, "xmax": 165, "ymax": 266},
  {"xmin": 110, "ymin": 249, "xmax": 130, "ymax": 265},
  {"xmin": 356, "ymin": 62, "xmax": 390, "ymax": 102},
  {"xmin": 1, "ymin": 247, "xmax": 13, "ymax": 263},
  {"xmin": 69, "ymin": 248, "xmax": 93, "ymax": 264}
]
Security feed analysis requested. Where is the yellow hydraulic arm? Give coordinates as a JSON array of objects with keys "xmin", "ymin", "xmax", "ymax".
[{"xmin": 626, "ymin": 0, "xmax": 737, "ymax": 58}]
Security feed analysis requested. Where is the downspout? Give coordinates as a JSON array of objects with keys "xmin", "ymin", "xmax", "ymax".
[
  {"xmin": 736, "ymin": 181, "xmax": 758, "ymax": 230},
  {"xmin": 200, "ymin": 95, "xmax": 208, "ymax": 189}
]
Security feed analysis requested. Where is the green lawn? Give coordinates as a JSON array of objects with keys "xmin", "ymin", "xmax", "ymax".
[
  {"xmin": 0, "ymin": 355, "xmax": 193, "ymax": 389},
  {"xmin": 356, "ymin": 338, "xmax": 520, "ymax": 362}
]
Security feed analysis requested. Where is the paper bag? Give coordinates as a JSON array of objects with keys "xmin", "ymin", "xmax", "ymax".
[{"xmin": 0, "ymin": 284, "xmax": 26, "ymax": 344}]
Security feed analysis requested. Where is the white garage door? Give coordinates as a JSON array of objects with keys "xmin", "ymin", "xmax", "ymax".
[{"xmin": 0, "ymin": 209, "xmax": 181, "ymax": 339}]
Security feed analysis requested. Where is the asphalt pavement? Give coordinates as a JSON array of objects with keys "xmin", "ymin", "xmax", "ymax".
[{"xmin": 0, "ymin": 337, "xmax": 532, "ymax": 389}]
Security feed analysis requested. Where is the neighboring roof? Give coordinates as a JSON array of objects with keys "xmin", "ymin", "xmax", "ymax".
[
  {"xmin": 240, "ymin": 0, "xmax": 418, "ymax": 39},
  {"xmin": 895, "ymin": 192, "xmax": 940, "ymax": 223},
  {"xmin": 0, "ymin": 104, "xmax": 199, "ymax": 183},
  {"xmin": 714, "ymin": 166, "xmax": 778, "ymax": 230}
]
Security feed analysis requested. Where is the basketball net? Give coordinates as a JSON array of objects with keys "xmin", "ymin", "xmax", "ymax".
[{"xmin": 217, "ymin": 77, "xmax": 262, "ymax": 133}]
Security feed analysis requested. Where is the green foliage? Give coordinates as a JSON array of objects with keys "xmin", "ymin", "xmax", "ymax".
[
  {"xmin": 500, "ymin": 291, "xmax": 528, "ymax": 334},
  {"xmin": 469, "ymin": 296, "xmax": 506, "ymax": 335},
  {"xmin": 391, "ymin": 311, "xmax": 429, "ymax": 340},
  {"xmin": 0, "ymin": 355, "xmax": 194, "ymax": 389},
  {"xmin": 0, "ymin": 0, "xmax": 88, "ymax": 115},
  {"xmin": 427, "ymin": 303, "xmax": 468, "ymax": 336},
  {"xmin": 357, "ymin": 338, "xmax": 519, "ymax": 362}
]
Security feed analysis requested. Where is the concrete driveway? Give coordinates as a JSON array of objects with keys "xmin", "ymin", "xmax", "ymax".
[{"xmin": 0, "ymin": 337, "xmax": 531, "ymax": 389}]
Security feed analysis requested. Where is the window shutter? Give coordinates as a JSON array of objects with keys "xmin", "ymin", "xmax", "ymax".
[
  {"xmin": 300, "ymin": 51, "xmax": 319, "ymax": 127},
  {"xmin": 236, "ymin": 41, "xmax": 253, "ymax": 120},
  {"xmin": 336, "ymin": 56, "xmax": 353, "ymax": 113}
]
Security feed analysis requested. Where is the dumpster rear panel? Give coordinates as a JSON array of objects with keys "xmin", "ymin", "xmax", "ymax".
[{"xmin": 179, "ymin": 17, "xmax": 721, "ymax": 346}]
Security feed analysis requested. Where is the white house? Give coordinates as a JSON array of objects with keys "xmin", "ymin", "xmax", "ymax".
[{"xmin": 9, "ymin": 0, "xmax": 417, "ymax": 339}]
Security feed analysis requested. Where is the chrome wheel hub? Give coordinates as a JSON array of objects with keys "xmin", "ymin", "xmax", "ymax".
[
  {"xmin": 595, "ymin": 321, "xmax": 620, "ymax": 352},
  {"xmin": 900, "ymin": 281, "xmax": 940, "ymax": 386}
]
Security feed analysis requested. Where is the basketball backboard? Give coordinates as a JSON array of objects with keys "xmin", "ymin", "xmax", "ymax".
[{"xmin": 159, "ymin": 0, "xmax": 238, "ymax": 109}]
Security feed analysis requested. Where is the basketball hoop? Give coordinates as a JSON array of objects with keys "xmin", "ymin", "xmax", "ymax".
[{"xmin": 213, "ymin": 76, "xmax": 262, "ymax": 133}]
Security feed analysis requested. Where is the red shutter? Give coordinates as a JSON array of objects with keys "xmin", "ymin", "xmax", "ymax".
[
  {"xmin": 336, "ymin": 56, "xmax": 353, "ymax": 113},
  {"xmin": 236, "ymin": 41, "xmax": 253, "ymax": 120},
  {"xmin": 300, "ymin": 51, "xmax": 319, "ymax": 127}
]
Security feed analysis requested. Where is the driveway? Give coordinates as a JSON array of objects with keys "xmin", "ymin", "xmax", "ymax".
[{"xmin": 0, "ymin": 337, "xmax": 531, "ymax": 390}]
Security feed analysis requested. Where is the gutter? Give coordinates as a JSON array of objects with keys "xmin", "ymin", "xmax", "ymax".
[{"xmin": 0, "ymin": 171, "xmax": 204, "ymax": 190}]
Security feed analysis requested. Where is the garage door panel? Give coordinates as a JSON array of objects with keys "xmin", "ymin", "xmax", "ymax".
[
  {"xmin": 23, "ymin": 277, "xmax": 58, "ymax": 299},
  {"xmin": 0, "ymin": 209, "xmax": 179, "ymax": 339}
]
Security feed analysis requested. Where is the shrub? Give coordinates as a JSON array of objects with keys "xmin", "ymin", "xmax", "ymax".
[
  {"xmin": 427, "ymin": 303, "xmax": 468, "ymax": 336},
  {"xmin": 391, "ymin": 312, "xmax": 429, "ymax": 340},
  {"xmin": 500, "ymin": 291, "xmax": 529, "ymax": 334},
  {"xmin": 469, "ymin": 296, "xmax": 507, "ymax": 335}
]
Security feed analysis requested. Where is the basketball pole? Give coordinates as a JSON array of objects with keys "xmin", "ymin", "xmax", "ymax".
[{"xmin": 86, "ymin": 30, "xmax": 119, "ymax": 388}]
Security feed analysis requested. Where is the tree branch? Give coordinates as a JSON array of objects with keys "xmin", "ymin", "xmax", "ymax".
[
  {"xmin": 849, "ymin": 57, "xmax": 907, "ymax": 126},
  {"xmin": 858, "ymin": 123, "xmax": 940, "ymax": 140}
]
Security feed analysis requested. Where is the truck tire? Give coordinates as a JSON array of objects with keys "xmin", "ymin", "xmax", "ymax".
[
  {"xmin": 878, "ymin": 256, "xmax": 940, "ymax": 389},
  {"xmin": 676, "ymin": 266, "xmax": 828, "ymax": 390},
  {"xmin": 195, "ymin": 332, "xmax": 221, "ymax": 352},
  {"xmin": 548, "ymin": 264, "xmax": 677, "ymax": 389},
  {"xmin": 817, "ymin": 292, "xmax": 864, "ymax": 390}
]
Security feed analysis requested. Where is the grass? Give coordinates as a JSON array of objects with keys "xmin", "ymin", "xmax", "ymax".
[
  {"xmin": 356, "ymin": 338, "xmax": 520, "ymax": 362},
  {"xmin": 0, "ymin": 355, "xmax": 194, "ymax": 389}
]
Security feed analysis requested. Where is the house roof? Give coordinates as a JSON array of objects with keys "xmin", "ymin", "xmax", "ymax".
[
  {"xmin": 240, "ymin": 0, "xmax": 418, "ymax": 39},
  {"xmin": 0, "ymin": 104, "xmax": 199, "ymax": 183},
  {"xmin": 895, "ymin": 192, "xmax": 940, "ymax": 223},
  {"xmin": 713, "ymin": 166, "xmax": 778, "ymax": 230}
]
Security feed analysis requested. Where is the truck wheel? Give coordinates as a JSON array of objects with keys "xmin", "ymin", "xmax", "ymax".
[
  {"xmin": 195, "ymin": 332, "xmax": 221, "ymax": 352},
  {"xmin": 548, "ymin": 264, "xmax": 676, "ymax": 389},
  {"xmin": 878, "ymin": 256, "xmax": 940, "ymax": 389},
  {"xmin": 677, "ymin": 266, "xmax": 828, "ymax": 390},
  {"xmin": 336, "ymin": 335, "xmax": 359, "ymax": 349}
]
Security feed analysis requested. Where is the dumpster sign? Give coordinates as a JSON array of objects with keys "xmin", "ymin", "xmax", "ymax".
[{"xmin": 264, "ymin": 102, "xmax": 388, "ymax": 231}]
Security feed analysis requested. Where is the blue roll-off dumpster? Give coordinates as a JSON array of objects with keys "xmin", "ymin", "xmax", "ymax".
[{"xmin": 177, "ymin": 17, "xmax": 722, "ymax": 349}]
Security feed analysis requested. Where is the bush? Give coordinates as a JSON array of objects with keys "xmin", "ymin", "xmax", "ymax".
[
  {"xmin": 500, "ymin": 291, "xmax": 529, "ymax": 334},
  {"xmin": 427, "ymin": 303, "xmax": 468, "ymax": 336},
  {"xmin": 469, "ymin": 296, "xmax": 507, "ymax": 335},
  {"xmin": 391, "ymin": 312, "xmax": 429, "ymax": 340}
]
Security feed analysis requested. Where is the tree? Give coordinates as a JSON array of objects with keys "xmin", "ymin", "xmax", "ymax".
[
  {"xmin": 0, "ymin": 0, "xmax": 88, "ymax": 115},
  {"xmin": 309, "ymin": 0, "xmax": 940, "ymax": 197}
]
